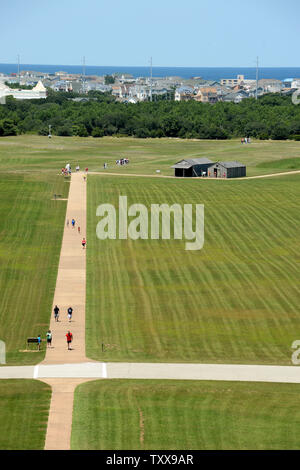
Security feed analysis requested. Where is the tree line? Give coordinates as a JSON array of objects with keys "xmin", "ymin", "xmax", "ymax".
[{"xmin": 0, "ymin": 89, "xmax": 299, "ymax": 140}]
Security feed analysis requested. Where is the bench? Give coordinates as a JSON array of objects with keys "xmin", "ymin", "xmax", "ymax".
[
  {"xmin": 53, "ymin": 194, "xmax": 62, "ymax": 200},
  {"xmin": 27, "ymin": 337, "xmax": 41, "ymax": 350}
]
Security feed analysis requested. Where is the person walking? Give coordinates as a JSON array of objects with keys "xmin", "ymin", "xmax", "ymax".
[
  {"xmin": 66, "ymin": 219, "xmax": 69, "ymax": 228},
  {"xmin": 46, "ymin": 330, "xmax": 52, "ymax": 348},
  {"xmin": 54, "ymin": 305, "xmax": 60, "ymax": 322},
  {"xmin": 67, "ymin": 307, "xmax": 73, "ymax": 322},
  {"xmin": 37, "ymin": 334, "xmax": 42, "ymax": 351},
  {"xmin": 82, "ymin": 237, "xmax": 86, "ymax": 249},
  {"xmin": 71, "ymin": 218, "xmax": 75, "ymax": 228},
  {"xmin": 66, "ymin": 331, "xmax": 73, "ymax": 350},
  {"xmin": 78, "ymin": 226, "xmax": 80, "ymax": 234}
]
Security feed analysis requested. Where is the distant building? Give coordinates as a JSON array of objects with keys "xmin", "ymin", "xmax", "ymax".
[
  {"xmin": 171, "ymin": 158, "xmax": 214, "ymax": 177},
  {"xmin": 174, "ymin": 86, "xmax": 194, "ymax": 101},
  {"xmin": 258, "ymin": 79, "xmax": 282, "ymax": 93},
  {"xmin": 0, "ymin": 80, "xmax": 47, "ymax": 101},
  {"xmin": 194, "ymin": 87, "xmax": 218, "ymax": 103},
  {"xmin": 220, "ymin": 75, "xmax": 245, "ymax": 87},
  {"xmin": 291, "ymin": 79, "xmax": 300, "ymax": 89},
  {"xmin": 207, "ymin": 161, "xmax": 246, "ymax": 178},
  {"xmin": 172, "ymin": 159, "xmax": 246, "ymax": 178},
  {"xmin": 222, "ymin": 90, "xmax": 249, "ymax": 103},
  {"xmin": 282, "ymin": 78, "xmax": 294, "ymax": 88}
]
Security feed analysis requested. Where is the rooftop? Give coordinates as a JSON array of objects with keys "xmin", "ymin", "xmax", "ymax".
[{"xmin": 171, "ymin": 157, "xmax": 213, "ymax": 169}]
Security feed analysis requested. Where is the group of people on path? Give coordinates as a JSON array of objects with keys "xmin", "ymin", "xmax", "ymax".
[
  {"xmin": 53, "ymin": 304, "xmax": 74, "ymax": 350},
  {"xmin": 36, "ymin": 330, "xmax": 53, "ymax": 350},
  {"xmin": 39, "ymin": 167, "xmax": 88, "ymax": 351},
  {"xmin": 66, "ymin": 218, "xmax": 86, "ymax": 248},
  {"xmin": 116, "ymin": 158, "xmax": 129, "ymax": 166}
]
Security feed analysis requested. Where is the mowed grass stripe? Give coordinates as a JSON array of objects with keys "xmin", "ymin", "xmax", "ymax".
[
  {"xmin": 0, "ymin": 380, "xmax": 51, "ymax": 450},
  {"xmin": 86, "ymin": 175, "xmax": 300, "ymax": 364},
  {"xmin": 71, "ymin": 380, "xmax": 300, "ymax": 450},
  {"xmin": 0, "ymin": 173, "xmax": 68, "ymax": 365}
]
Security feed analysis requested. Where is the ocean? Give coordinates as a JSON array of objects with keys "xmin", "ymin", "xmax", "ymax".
[{"xmin": 0, "ymin": 64, "xmax": 299, "ymax": 81}]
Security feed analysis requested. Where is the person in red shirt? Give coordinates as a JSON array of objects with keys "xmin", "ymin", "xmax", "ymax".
[
  {"xmin": 66, "ymin": 331, "xmax": 73, "ymax": 350},
  {"xmin": 82, "ymin": 238, "xmax": 86, "ymax": 249}
]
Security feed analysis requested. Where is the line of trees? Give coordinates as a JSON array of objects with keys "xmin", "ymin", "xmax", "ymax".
[{"xmin": 0, "ymin": 89, "xmax": 300, "ymax": 140}]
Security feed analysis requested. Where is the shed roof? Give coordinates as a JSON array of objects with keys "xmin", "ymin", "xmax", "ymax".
[
  {"xmin": 215, "ymin": 161, "xmax": 246, "ymax": 169},
  {"xmin": 171, "ymin": 157, "xmax": 213, "ymax": 169}
]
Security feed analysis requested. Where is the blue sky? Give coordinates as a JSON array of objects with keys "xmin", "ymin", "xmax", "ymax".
[{"xmin": 0, "ymin": 0, "xmax": 299, "ymax": 67}]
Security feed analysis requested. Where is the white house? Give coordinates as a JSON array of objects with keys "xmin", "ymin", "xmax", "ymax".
[
  {"xmin": 0, "ymin": 80, "xmax": 47, "ymax": 102},
  {"xmin": 292, "ymin": 79, "xmax": 300, "ymax": 89}
]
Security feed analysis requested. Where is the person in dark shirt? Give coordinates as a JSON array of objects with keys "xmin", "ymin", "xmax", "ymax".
[
  {"xmin": 54, "ymin": 305, "xmax": 60, "ymax": 322},
  {"xmin": 67, "ymin": 307, "xmax": 73, "ymax": 322}
]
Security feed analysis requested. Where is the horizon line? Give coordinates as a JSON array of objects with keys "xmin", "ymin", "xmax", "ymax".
[{"xmin": 1, "ymin": 62, "xmax": 300, "ymax": 69}]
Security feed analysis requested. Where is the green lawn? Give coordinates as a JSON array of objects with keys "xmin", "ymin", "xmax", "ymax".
[
  {"xmin": 86, "ymin": 174, "xmax": 300, "ymax": 365},
  {"xmin": 257, "ymin": 156, "xmax": 300, "ymax": 170},
  {"xmin": 0, "ymin": 134, "xmax": 300, "ymax": 176},
  {"xmin": 0, "ymin": 172, "xmax": 68, "ymax": 365},
  {"xmin": 0, "ymin": 380, "xmax": 51, "ymax": 450},
  {"xmin": 0, "ymin": 135, "xmax": 299, "ymax": 367},
  {"xmin": 71, "ymin": 379, "xmax": 300, "ymax": 450}
]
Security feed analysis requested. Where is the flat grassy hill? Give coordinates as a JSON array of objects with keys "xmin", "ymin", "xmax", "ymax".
[
  {"xmin": 71, "ymin": 379, "xmax": 300, "ymax": 450},
  {"xmin": 0, "ymin": 135, "xmax": 299, "ymax": 451},
  {"xmin": 86, "ymin": 173, "xmax": 300, "ymax": 365},
  {"xmin": 0, "ymin": 135, "xmax": 299, "ymax": 366},
  {"xmin": 0, "ymin": 134, "xmax": 300, "ymax": 176},
  {"xmin": 0, "ymin": 380, "xmax": 51, "ymax": 450}
]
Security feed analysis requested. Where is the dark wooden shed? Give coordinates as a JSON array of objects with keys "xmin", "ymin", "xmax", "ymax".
[
  {"xmin": 171, "ymin": 157, "xmax": 214, "ymax": 177},
  {"xmin": 208, "ymin": 161, "xmax": 246, "ymax": 178}
]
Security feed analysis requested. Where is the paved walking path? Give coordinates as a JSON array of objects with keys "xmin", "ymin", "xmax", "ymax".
[
  {"xmin": 42, "ymin": 378, "xmax": 94, "ymax": 450},
  {"xmin": 1, "ymin": 361, "xmax": 300, "ymax": 384},
  {"xmin": 41, "ymin": 171, "xmax": 89, "ymax": 450},
  {"xmin": 90, "ymin": 169, "xmax": 300, "ymax": 180},
  {"xmin": 43, "ymin": 171, "xmax": 88, "ymax": 365}
]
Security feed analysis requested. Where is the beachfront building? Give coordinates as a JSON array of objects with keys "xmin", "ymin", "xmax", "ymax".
[
  {"xmin": 0, "ymin": 80, "xmax": 47, "ymax": 102},
  {"xmin": 220, "ymin": 75, "xmax": 245, "ymax": 87},
  {"xmin": 175, "ymin": 86, "xmax": 194, "ymax": 101},
  {"xmin": 194, "ymin": 87, "xmax": 218, "ymax": 103}
]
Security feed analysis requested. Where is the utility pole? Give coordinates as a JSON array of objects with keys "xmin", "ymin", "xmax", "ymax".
[
  {"xmin": 150, "ymin": 56, "xmax": 153, "ymax": 102},
  {"xmin": 256, "ymin": 56, "xmax": 259, "ymax": 100},
  {"xmin": 17, "ymin": 54, "xmax": 20, "ymax": 83},
  {"xmin": 82, "ymin": 56, "xmax": 86, "ymax": 94}
]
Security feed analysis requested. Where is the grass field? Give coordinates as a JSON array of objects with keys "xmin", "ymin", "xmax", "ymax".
[
  {"xmin": 0, "ymin": 134, "xmax": 300, "ymax": 176},
  {"xmin": 0, "ymin": 135, "xmax": 299, "ymax": 450},
  {"xmin": 0, "ymin": 172, "xmax": 68, "ymax": 365},
  {"xmin": 0, "ymin": 135, "xmax": 299, "ymax": 367},
  {"xmin": 71, "ymin": 379, "xmax": 300, "ymax": 450},
  {"xmin": 86, "ymin": 174, "xmax": 300, "ymax": 365},
  {"xmin": 0, "ymin": 380, "xmax": 51, "ymax": 450}
]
